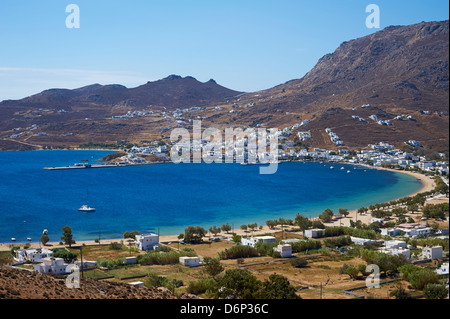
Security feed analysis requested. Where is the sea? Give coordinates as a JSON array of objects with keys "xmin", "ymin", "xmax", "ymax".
[{"xmin": 0, "ymin": 150, "xmax": 423, "ymax": 243}]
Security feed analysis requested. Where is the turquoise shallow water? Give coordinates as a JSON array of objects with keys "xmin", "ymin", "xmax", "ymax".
[{"xmin": 0, "ymin": 150, "xmax": 423, "ymax": 243}]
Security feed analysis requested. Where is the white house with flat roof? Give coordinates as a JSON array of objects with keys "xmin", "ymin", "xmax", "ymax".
[
  {"xmin": 135, "ymin": 233, "xmax": 160, "ymax": 251},
  {"xmin": 274, "ymin": 244, "xmax": 292, "ymax": 258},
  {"xmin": 33, "ymin": 257, "xmax": 70, "ymax": 274},
  {"xmin": 241, "ymin": 236, "xmax": 277, "ymax": 247},
  {"xmin": 378, "ymin": 247, "xmax": 411, "ymax": 260},
  {"xmin": 14, "ymin": 248, "xmax": 53, "ymax": 263},
  {"xmin": 303, "ymin": 229, "xmax": 325, "ymax": 238},
  {"xmin": 350, "ymin": 237, "xmax": 380, "ymax": 246},
  {"xmin": 384, "ymin": 240, "xmax": 407, "ymax": 250},
  {"xmin": 179, "ymin": 256, "xmax": 202, "ymax": 267},
  {"xmin": 421, "ymin": 246, "xmax": 443, "ymax": 260},
  {"xmin": 436, "ymin": 263, "xmax": 449, "ymax": 276}
]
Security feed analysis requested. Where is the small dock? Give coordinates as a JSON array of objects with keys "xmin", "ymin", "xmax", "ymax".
[
  {"xmin": 43, "ymin": 163, "xmax": 129, "ymax": 170},
  {"xmin": 43, "ymin": 161, "xmax": 168, "ymax": 170}
]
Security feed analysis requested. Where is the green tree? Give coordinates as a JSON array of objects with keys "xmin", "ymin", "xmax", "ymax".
[
  {"xmin": 248, "ymin": 223, "xmax": 258, "ymax": 232},
  {"xmin": 257, "ymin": 274, "xmax": 300, "ymax": 299},
  {"xmin": 338, "ymin": 208, "xmax": 349, "ymax": 218},
  {"xmin": 123, "ymin": 230, "xmax": 140, "ymax": 239},
  {"xmin": 266, "ymin": 220, "xmax": 277, "ymax": 230},
  {"xmin": 319, "ymin": 208, "xmax": 334, "ymax": 223},
  {"xmin": 215, "ymin": 268, "xmax": 262, "ymax": 299},
  {"xmin": 61, "ymin": 225, "xmax": 74, "ymax": 247},
  {"xmin": 52, "ymin": 249, "xmax": 77, "ymax": 263},
  {"xmin": 203, "ymin": 257, "xmax": 224, "ymax": 278},
  {"xmin": 209, "ymin": 225, "xmax": 221, "ymax": 237},
  {"xmin": 221, "ymin": 223, "xmax": 232, "ymax": 234},
  {"xmin": 184, "ymin": 226, "xmax": 207, "ymax": 244},
  {"xmin": 295, "ymin": 214, "xmax": 312, "ymax": 231},
  {"xmin": 40, "ymin": 233, "xmax": 50, "ymax": 246}
]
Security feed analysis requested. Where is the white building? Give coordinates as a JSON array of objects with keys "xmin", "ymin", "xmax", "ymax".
[
  {"xmin": 436, "ymin": 263, "xmax": 449, "ymax": 276},
  {"xmin": 371, "ymin": 218, "xmax": 385, "ymax": 224},
  {"xmin": 14, "ymin": 248, "xmax": 53, "ymax": 263},
  {"xmin": 135, "ymin": 233, "xmax": 160, "ymax": 251},
  {"xmin": 303, "ymin": 229, "xmax": 325, "ymax": 238},
  {"xmin": 241, "ymin": 236, "xmax": 277, "ymax": 247},
  {"xmin": 128, "ymin": 281, "xmax": 145, "ymax": 287},
  {"xmin": 384, "ymin": 240, "xmax": 407, "ymax": 249},
  {"xmin": 350, "ymin": 237, "xmax": 379, "ymax": 246},
  {"xmin": 179, "ymin": 256, "xmax": 201, "ymax": 267},
  {"xmin": 421, "ymin": 246, "xmax": 443, "ymax": 260},
  {"xmin": 33, "ymin": 257, "xmax": 70, "ymax": 274},
  {"xmin": 274, "ymin": 244, "xmax": 292, "ymax": 258},
  {"xmin": 379, "ymin": 247, "xmax": 411, "ymax": 260}
]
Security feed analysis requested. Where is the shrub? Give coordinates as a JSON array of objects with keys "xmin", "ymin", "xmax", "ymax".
[
  {"xmin": 52, "ymin": 249, "xmax": 78, "ymax": 263},
  {"xmin": 290, "ymin": 240, "xmax": 322, "ymax": 252},
  {"xmin": 203, "ymin": 257, "xmax": 224, "ymax": 278},
  {"xmin": 423, "ymin": 283, "xmax": 448, "ymax": 299},
  {"xmin": 289, "ymin": 258, "xmax": 308, "ymax": 268},
  {"xmin": 218, "ymin": 245, "xmax": 259, "ymax": 260},
  {"xmin": 389, "ymin": 283, "xmax": 412, "ymax": 299},
  {"xmin": 108, "ymin": 242, "xmax": 123, "ymax": 250},
  {"xmin": 137, "ymin": 248, "xmax": 196, "ymax": 265},
  {"xmin": 407, "ymin": 269, "xmax": 439, "ymax": 290},
  {"xmin": 96, "ymin": 257, "xmax": 125, "ymax": 269},
  {"xmin": 146, "ymin": 274, "xmax": 183, "ymax": 292},
  {"xmin": 323, "ymin": 235, "xmax": 352, "ymax": 248},
  {"xmin": 186, "ymin": 278, "xmax": 217, "ymax": 295},
  {"xmin": 254, "ymin": 242, "xmax": 277, "ymax": 257}
]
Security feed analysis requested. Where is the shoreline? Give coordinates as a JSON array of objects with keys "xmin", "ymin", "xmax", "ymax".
[{"xmin": 0, "ymin": 165, "xmax": 439, "ymax": 251}]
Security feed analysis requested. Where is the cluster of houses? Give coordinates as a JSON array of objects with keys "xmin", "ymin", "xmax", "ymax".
[
  {"xmin": 169, "ymin": 130, "xmax": 281, "ymax": 163},
  {"xmin": 302, "ymin": 227, "xmax": 447, "ymax": 266},
  {"xmin": 298, "ymin": 131, "xmax": 312, "ymax": 142},
  {"xmin": 369, "ymin": 114, "xmax": 392, "ymax": 126},
  {"xmin": 241, "ymin": 235, "xmax": 293, "ymax": 258},
  {"xmin": 325, "ymin": 128, "xmax": 344, "ymax": 146},
  {"xmin": 352, "ymin": 115, "xmax": 367, "ymax": 123},
  {"xmin": 380, "ymin": 223, "xmax": 435, "ymax": 238},
  {"xmin": 273, "ymin": 137, "xmax": 448, "ymax": 175},
  {"xmin": 112, "ymin": 110, "xmax": 150, "ymax": 119},
  {"xmin": 11, "ymin": 226, "xmax": 448, "ymax": 281}
]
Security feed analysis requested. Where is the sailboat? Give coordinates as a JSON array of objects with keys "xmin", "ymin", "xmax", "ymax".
[{"xmin": 78, "ymin": 186, "xmax": 96, "ymax": 212}]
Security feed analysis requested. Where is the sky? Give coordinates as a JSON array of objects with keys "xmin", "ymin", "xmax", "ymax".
[{"xmin": 0, "ymin": 0, "xmax": 449, "ymax": 100}]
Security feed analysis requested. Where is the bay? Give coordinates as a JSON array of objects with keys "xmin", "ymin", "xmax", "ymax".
[{"xmin": 0, "ymin": 150, "xmax": 423, "ymax": 243}]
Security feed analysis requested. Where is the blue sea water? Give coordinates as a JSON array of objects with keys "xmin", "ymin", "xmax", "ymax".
[{"xmin": 0, "ymin": 150, "xmax": 423, "ymax": 243}]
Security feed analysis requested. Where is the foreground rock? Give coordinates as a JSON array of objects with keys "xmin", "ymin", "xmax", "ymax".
[{"xmin": 0, "ymin": 267, "xmax": 196, "ymax": 299}]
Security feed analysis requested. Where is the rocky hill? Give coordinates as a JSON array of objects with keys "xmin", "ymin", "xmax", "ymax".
[
  {"xmin": 236, "ymin": 20, "xmax": 449, "ymax": 150},
  {"xmin": 0, "ymin": 20, "xmax": 448, "ymax": 151},
  {"xmin": 0, "ymin": 75, "xmax": 242, "ymax": 110},
  {"xmin": 0, "ymin": 266, "xmax": 195, "ymax": 299}
]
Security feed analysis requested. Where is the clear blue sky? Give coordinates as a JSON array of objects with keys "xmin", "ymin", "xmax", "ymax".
[{"xmin": 0, "ymin": 0, "xmax": 448, "ymax": 100}]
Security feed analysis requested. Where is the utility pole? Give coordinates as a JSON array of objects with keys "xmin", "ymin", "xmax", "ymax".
[{"xmin": 80, "ymin": 246, "xmax": 84, "ymax": 279}]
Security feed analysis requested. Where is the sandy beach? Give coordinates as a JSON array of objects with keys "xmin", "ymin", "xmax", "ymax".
[{"xmin": 0, "ymin": 166, "xmax": 442, "ymax": 252}]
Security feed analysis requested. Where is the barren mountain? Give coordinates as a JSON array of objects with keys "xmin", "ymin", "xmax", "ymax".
[
  {"xmin": 237, "ymin": 20, "xmax": 449, "ymax": 150},
  {"xmin": 0, "ymin": 20, "xmax": 448, "ymax": 151}
]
